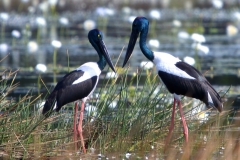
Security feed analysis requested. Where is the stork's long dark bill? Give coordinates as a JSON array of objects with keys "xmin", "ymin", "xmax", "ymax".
[
  {"xmin": 122, "ymin": 29, "xmax": 139, "ymax": 67},
  {"xmin": 99, "ymin": 39, "xmax": 116, "ymax": 73}
]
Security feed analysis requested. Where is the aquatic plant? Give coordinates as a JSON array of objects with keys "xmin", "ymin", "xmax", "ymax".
[
  {"xmin": 149, "ymin": 10, "xmax": 161, "ymax": 38},
  {"xmin": 36, "ymin": 17, "xmax": 47, "ymax": 44},
  {"xmin": 191, "ymin": 33, "xmax": 208, "ymax": 71},
  {"xmin": 11, "ymin": 30, "xmax": 21, "ymax": 48},
  {"xmin": 59, "ymin": 17, "xmax": 69, "ymax": 37},
  {"xmin": 0, "ymin": 12, "xmax": 9, "ymax": 43},
  {"xmin": 51, "ymin": 40, "xmax": 62, "ymax": 83}
]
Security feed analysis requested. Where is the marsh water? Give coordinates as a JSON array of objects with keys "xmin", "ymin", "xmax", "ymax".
[{"xmin": 1, "ymin": 9, "xmax": 240, "ymax": 100}]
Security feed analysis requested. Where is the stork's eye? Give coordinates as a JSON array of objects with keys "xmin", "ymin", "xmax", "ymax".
[{"xmin": 98, "ymin": 34, "xmax": 101, "ymax": 38}]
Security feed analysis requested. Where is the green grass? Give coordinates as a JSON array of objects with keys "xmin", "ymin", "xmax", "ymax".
[{"xmin": 0, "ymin": 61, "xmax": 237, "ymax": 159}]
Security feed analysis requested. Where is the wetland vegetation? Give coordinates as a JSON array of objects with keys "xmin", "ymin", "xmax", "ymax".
[{"xmin": 1, "ymin": 0, "xmax": 240, "ymax": 159}]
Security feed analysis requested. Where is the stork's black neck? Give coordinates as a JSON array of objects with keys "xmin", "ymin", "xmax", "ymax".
[
  {"xmin": 97, "ymin": 55, "xmax": 106, "ymax": 70},
  {"xmin": 139, "ymin": 27, "xmax": 154, "ymax": 61}
]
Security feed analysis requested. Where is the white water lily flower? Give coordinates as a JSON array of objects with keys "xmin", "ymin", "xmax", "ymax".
[
  {"xmin": 106, "ymin": 71, "xmax": 117, "ymax": 79},
  {"xmin": 192, "ymin": 43, "xmax": 209, "ymax": 55},
  {"xmin": 39, "ymin": 1, "xmax": 49, "ymax": 13},
  {"xmin": 148, "ymin": 39, "xmax": 160, "ymax": 48},
  {"xmin": 128, "ymin": 16, "xmax": 136, "ymax": 23},
  {"xmin": 0, "ymin": 43, "xmax": 8, "ymax": 53},
  {"xmin": 35, "ymin": 64, "xmax": 47, "ymax": 73},
  {"xmin": 0, "ymin": 12, "xmax": 9, "ymax": 21},
  {"xmin": 48, "ymin": 0, "xmax": 58, "ymax": 6},
  {"xmin": 233, "ymin": 11, "xmax": 240, "ymax": 21},
  {"xmin": 36, "ymin": 17, "xmax": 47, "ymax": 27},
  {"xmin": 83, "ymin": 19, "xmax": 96, "ymax": 31},
  {"xmin": 27, "ymin": 41, "xmax": 38, "ymax": 53},
  {"xmin": 212, "ymin": 0, "xmax": 223, "ymax": 9},
  {"xmin": 183, "ymin": 56, "xmax": 195, "ymax": 66},
  {"xmin": 149, "ymin": 10, "xmax": 161, "ymax": 20},
  {"xmin": 95, "ymin": 7, "xmax": 115, "ymax": 16},
  {"xmin": 59, "ymin": 17, "xmax": 69, "ymax": 25},
  {"xmin": 11, "ymin": 30, "xmax": 21, "ymax": 38},
  {"xmin": 122, "ymin": 7, "xmax": 131, "ymax": 14},
  {"xmin": 198, "ymin": 45, "xmax": 209, "ymax": 54},
  {"xmin": 226, "ymin": 24, "xmax": 238, "ymax": 36},
  {"xmin": 172, "ymin": 19, "xmax": 182, "ymax": 27},
  {"xmin": 140, "ymin": 61, "xmax": 154, "ymax": 70},
  {"xmin": 191, "ymin": 33, "xmax": 206, "ymax": 43},
  {"xmin": 178, "ymin": 31, "xmax": 190, "ymax": 39},
  {"xmin": 28, "ymin": 6, "xmax": 35, "ymax": 13},
  {"xmin": 51, "ymin": 40, "xmax": 62, "ymax": 48}
]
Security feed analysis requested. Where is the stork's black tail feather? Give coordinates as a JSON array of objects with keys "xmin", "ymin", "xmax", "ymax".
[
  {"xmin": 207, "ymin": 87, "xmax": 223, "ymax": 112},
  {"xmin": 42, "ymin": 91, "xmax": 57, "ymax": 117}
]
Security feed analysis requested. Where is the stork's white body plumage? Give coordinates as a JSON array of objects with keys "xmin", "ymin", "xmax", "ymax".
[
  {"xmin": 74, "ymin": 62, "xmax": 101, "ymax": 83},
  {"xmin": 72, "ymin": 62, "xmax": 101, "ymax": 102},
  {"xmin": 153, "ymin": 52, "xmax": 195, "ymax": 79}
]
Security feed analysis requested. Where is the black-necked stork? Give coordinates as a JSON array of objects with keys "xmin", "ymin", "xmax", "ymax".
[
  {"xmin": 42, "ymin": 29, "xmax": 116, "ymax": 153},
  {"xmin": 122, "ymin": 17, "xmax": 223, "ymax": 144}
]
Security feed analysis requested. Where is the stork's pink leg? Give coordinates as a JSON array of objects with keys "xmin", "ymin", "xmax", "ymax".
[
  {"xmin": 177, "ymin": 100, "xmax": 188, "ymax": 143},
  {"xmin": 77, "ymin": 102, "xmax": 86, "ymax": 153},
  {"xmin": 165, "ymin": 98, "xmax": 176, "ymax": 146},
  {"xmin": 74, "ymin": 102, "xmax": 78, "ymax": 151}
]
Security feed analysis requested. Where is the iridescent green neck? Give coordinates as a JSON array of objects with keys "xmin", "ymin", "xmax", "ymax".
[
  {"xmin": 97, "ymin": 55, "xmax": 106, "ymax": 70},
  {"xmin": 139, "ymin": 27, "xmax": 154, "ymax": 61}
]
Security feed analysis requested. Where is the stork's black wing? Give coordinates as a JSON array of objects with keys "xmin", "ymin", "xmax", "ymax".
[
  {"xmin": 43, "ymin": 70, "xmax": 98, "ymax": 115},
  {"xmin": 158, "ymin": 61, "xmax": 222, "ymax": 111}
]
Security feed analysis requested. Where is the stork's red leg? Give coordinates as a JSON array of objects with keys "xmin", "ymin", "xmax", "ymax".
[
  {"xmin": 177, "ymin": 100, "xmax": 188, "ymax": 143},
  {"xmin": 77, "ymin": 101, "xmax": 86, "ymax": 153},
  {"xmin": 74, "ymin": 102, "xmax": 78, "ymax": 151},
  {"xmin": 165, "ymin": 98, "xmax": 176, "ymax": 146}
]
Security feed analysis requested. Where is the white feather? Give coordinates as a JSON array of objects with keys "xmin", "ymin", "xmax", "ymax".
[
  {"xmin": 174, "ymin": 93, "xmax": 181, "ymax": 101},
  {"xmin": 73, "ymin": 62, "xmax": 101, "ymax": 84},
  {"xmin": 207, "ymin": 91, "xmax": 214, "ymax": 105},
  {"xmin": 72, "ymin": 62, "xmax": 101, "ymax": 102},
  {"xmin": 153, "ymin": 52, "xmax": 195, "ymax": 79}
]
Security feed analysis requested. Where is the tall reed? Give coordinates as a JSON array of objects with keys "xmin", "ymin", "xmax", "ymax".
[{"xmin": 0, "ymin": 60, "xmax": 233, "ymax": 159}]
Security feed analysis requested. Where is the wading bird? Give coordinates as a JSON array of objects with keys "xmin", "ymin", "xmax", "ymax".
[
  {"xmin": 43, "ymin": 29, "xmax": 116, "ymax": 153},
  {"xmin": 122, "ymin": 17, "xmax": 222, "ymax": 145}
]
